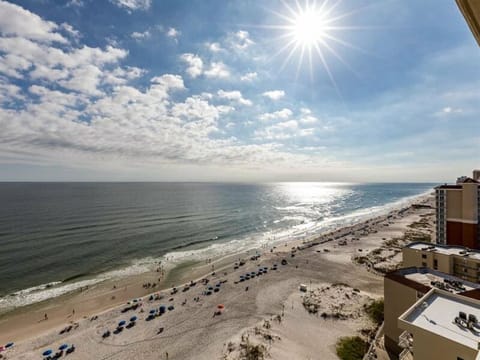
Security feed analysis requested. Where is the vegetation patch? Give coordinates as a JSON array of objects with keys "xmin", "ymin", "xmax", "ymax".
[
  {"xmin": 364, "ymin": 299, "xmax": 384, "ymax": 325},
  {"xmin": 336, "ymin": 336, "xmax": 368, "ymax": 360}
]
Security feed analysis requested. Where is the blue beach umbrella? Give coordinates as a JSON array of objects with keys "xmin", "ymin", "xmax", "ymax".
[
  {"xmin": 42, "ymin": 349, "xmax": 53, "ymax": 356},
  {"xmin": 118, "ymin": 320, "xmax": 126, "ymax": 326},
  {"xmin": 5, "ymin": 343, "xmax": 13, "ymax": 348},
  {"xmin": 59, "ymin": 344, "xmax": 68, "ymax": 350},
  {"xmin": 149, "ymin": 309, "xmax": 156, "ymax": 314},
  {"xmin": 130, "ymin": 316, "xmax": 137, "ymax": 322}
]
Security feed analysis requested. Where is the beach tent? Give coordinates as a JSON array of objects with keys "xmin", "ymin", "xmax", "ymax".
[
  {"xmin": 159, "ymin": 305, "xmax": 166, "ymax": 314},
  {"xmin": 59, "ymin": 344, "xmax": 68, "ymax": 350}
]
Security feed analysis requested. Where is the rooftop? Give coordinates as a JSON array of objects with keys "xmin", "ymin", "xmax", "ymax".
[
  {"xmin": 386, "ymin": 267, "xmax": 480, "ymax": 295},
  {"xmin": 406, "ymin": 241, "xmax": 480, "ymax": 261},
  {"xmin": 399, "ymin": 289, "xmax": 480, "ymax": 350}
]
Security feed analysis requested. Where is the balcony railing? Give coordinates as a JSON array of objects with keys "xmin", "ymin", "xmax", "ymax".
[
  {"xmin": 399, "ymin": 348, "xmax": 414, "ymax": 360},
  {"xmin": 398, "ymin": 330, "xmax": 413, "ymax": 349}
]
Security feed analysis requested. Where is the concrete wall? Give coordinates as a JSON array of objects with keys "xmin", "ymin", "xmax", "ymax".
[
  {"xmin": 447, "ymin": 190, "xmax": 463, "ymax": 220},
  {"xmin": 402, "ymin": 248, "xmax": 452, "ymax": 274},
  {"xmin": 400, "ymin": 321, "xmax": 478, "ymax": 360},
  {"xmin": 384, "ymin": 276, "xmax": 424, "ymax": 355},
  {"xmin": 463, "ymin": 184, "xmax": 479, "ymax": 222}
]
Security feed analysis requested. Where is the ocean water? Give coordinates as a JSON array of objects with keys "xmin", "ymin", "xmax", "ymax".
[{"xmin": 0, "ymin": 182, "xmax": 434, "ymax": 311}]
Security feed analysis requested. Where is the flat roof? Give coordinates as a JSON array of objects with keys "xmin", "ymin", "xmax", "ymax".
[
  {"xmin": 400, "ymin": 289, "xmax": 480, "ymax": 350},
  {"xmin": 406, "ymin": 242, "xmax": 480, "ymax": 261},
  {"xmin": 387, "ymin": 267, "xmax": 480, "ymax": 294}
]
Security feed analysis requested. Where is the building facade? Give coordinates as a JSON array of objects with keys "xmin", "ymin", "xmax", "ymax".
[
  {"xmin": 402, "ymin": 242, "xmax": 480, "ymax": 283},
  {"xmin": 398, "ymin": 288, "xmax": 480, "ymax": 360},
  {"xmin": 383, "ymin": 267, "xmax": 480, "ymax": 357},
  {"xmin": 435, "ymin": 170, "xmax": 480, "ymax": 249}
]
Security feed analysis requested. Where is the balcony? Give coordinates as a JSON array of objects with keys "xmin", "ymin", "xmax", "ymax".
[
  {"xmin": 399, "ymin": 348, "xmax": 414, "ymax": 360},
  {"xmin": 398, "ymin": 330, "xmax": 413, "ymax": 349}
]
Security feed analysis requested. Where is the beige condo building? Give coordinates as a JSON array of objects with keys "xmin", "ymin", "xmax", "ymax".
[
  {"xmin": 384, "ymin": 267, "xmax": 480, "ymax": 358},
  {"xmin": 435, "ymin": 171, "xmax": 480, "ymax": 249},
  {"xmin": 403, "ymin": 242, "xmax": 480, "ymax": 283}
]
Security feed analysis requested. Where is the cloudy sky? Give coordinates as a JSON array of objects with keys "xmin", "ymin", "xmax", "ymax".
[{"xmin": 0, "ymin": 0, "xmax": 479, "ymax": 182}]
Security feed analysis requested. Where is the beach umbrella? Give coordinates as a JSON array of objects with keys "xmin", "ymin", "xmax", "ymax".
[
  {"xmin": 149, "ymin": 309, "xmax": 156, "ymax": 314},
  {"xmin": 59, "ymin": 344, "xmax": 68, "ymax": 350},
  {"xmin": 217, "ymin": 304, "xmax": 225, "ymax": 310},
  {"xmin": 159, "ymin": 306, "xmax": 166, "ymax": 313},
  {"xmin": 5, "ymin": 343, "xmax": 13, "ymax": 348},
  {"xmin": 42, "ymin": 349, "xmax": 53, "ymax": 356},
  {"xmin": 130, "ymin": 316, "xmax": 137, "ymax": 322},
  {"xmin": 118, "ymin": 320, "xmax": 126, "ymax": 327}
]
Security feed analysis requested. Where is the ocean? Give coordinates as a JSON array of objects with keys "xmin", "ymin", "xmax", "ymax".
[{"xmin": 0, "ymin": 182, "xmax": 435, "ymax": 312}]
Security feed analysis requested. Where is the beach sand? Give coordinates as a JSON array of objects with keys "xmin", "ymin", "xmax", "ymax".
[{"xmin": 0, "ymin": 195, "xmax": 435, "ymax": 359}]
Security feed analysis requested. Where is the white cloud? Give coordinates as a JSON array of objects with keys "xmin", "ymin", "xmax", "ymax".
[
  {"xmin": 110, "ymin": 0, "xmax": 151, "ymax": 11},
  {"xmin": 0, "ymin": 1, "xmax": 67, "ymax": 43},
  {"xmin": 255, "ymin": 120, "xmax": 304, "ymax": 140},
  {"xmin": 206, "ymin": 42, "xmax": 222, "ymax": 52},
  {"xmin": 217, "ymin": 90, "xmax": 252, "ymax": 106},
  {"xmin": 258, "ymin": 108, "xmax": 293, "ymax": 121},
  {"xmin": 66, "ymin": 0, "xmax": 84, "ymax": 7},
  {"xmin": 229, "ymin": 30, "xmax": 254, "ymax": 50},
  {"xmin": 262, "ymin": 90, "xmax": 285, "ymax": 100},
  {"xmin": 434, "ymin": 106, "xmax": 463, "ymax": 117},
  {"xmin": 180, "ymin": 53, "xmax": 203, "ymax": 78},
  {"xmin": 166, "ymin": 27, "xmax": 180, "ymax": 39},
  {"xmin": 204, "ymin": 62, "xmax": 230, "ymax": 79},
  {"xmin": 131, "ymin": 30, "xmax": 151, "ymax": 40},
  {"xmin": 240, "ymin": 72, "xmax": 257, "ymax": 82}
]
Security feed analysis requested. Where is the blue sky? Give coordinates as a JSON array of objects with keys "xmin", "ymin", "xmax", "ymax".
[{"xmin": 0, "ymin": 0, "xmax": 479, "ymax": 182}]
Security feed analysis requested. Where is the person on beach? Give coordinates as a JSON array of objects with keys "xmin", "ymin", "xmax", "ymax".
[{"xmin": 44, "ymin": 313, "xmax": 48, "ymax": 320}]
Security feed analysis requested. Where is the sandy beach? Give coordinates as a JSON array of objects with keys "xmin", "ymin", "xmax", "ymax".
[{"xmin": 0, "ymin": 194, "xmax": 435, "ymax": 360}]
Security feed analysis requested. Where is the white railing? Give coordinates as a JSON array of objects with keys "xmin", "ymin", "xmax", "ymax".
[
  {"xmin": 399, "ymin": 347, "xmax": 413, "ymax": 360},
  {"xmin": 398, "ymin": 330, "xmax": 413, "ymax": 349}
]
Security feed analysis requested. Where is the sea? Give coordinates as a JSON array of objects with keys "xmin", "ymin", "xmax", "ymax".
[{"xmin": 0, "ymin": 182, "xmax": 435, "ymax": 313}]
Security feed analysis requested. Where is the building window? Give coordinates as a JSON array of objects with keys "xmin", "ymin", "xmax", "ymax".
[
  {"xmin": 422, "ymin": 254, "xmax": 427, "ymax": 259},
  {"xmin": 422, "ymin": 262, "xmax": 427, "ymax": 267},
  {"xmin": 465, "ymin": 268, "xmax": 468, "ymax": 273},
  {"xmin": 433, "ymin": 259, "xmax": 438, "ymax": 269}
]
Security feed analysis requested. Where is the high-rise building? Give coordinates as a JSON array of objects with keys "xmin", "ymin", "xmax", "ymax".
[{"xmin": 435, "ymin": 170, "xmax": 480, "ymax": 249}]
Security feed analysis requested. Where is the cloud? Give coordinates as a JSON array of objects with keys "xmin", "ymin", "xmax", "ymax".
[
  {"xmin": 110, "ymin": 0, "xmax": 151, "ymax": 11},
  {"xmin": 258, "ymin": 108, "xmax": 293, "ymax": 121},
  {"xmin": 131, "ymin": 29, "xmax": 151, "ymax": 40},
  {"xmin": 228, "ymin": 30, "xmax": 254, "ymax": 50},
  {"xmin": 0, "ymin": 1, "xmax": 67, "ymax": 43},
  {"xmin": 240, "ymin": 72, "xmax": 257, "ymax": 82},
  {"xmin": 180, "ymin": 53, "xmax": 203, "ymax": 78},
  {"xmin": 262, "ymin": 90, "xmax": 285, "ymax": 100},
  {"xmin": 255, "ymin": 120, "xmax": 308, "ymax": 140},
  {"xmin": 166, "ymin": 27, "xmax": 180, "ymax": 39},
  {"xmin": 217, "ymin": 90, "xmax": 252, "ymax": 106},
  {"xmin": 206, "ymin": 42, "xmax": 222, "ymax": 52},
  {"xmin": 66, "ymin": 0, "xmax": 84, "ymax": 7},
  {"xmin": 204, "ymin": 62, "xmax": 230, "ymax": 79}
]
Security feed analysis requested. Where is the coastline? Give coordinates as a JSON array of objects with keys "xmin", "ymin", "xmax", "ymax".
[{"xmin": 0, "ymin": 191, "xmax": 434, "ymax": 356}]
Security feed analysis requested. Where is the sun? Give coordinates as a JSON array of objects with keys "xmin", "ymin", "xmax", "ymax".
[
  {"xmin": 292, "ymin": 9, "xmax": 328, "ymax": 47},
  {"xmin": 264, "ymin": 0, "xmax": 365, "ymax": 88}
]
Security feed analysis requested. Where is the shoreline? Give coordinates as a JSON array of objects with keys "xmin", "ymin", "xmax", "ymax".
[{"xmin": 0, "ymin": 191, "xmax": 433, "ymax": 349}]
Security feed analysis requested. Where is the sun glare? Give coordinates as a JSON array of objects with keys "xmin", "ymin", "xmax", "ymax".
[
  {"xmin": 292, "ymin": 10, "xmax": 327, "ymax": 47},
  {"xmin": 263, "ymin": 0, "xmax": 367, "ymax": 88}
]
